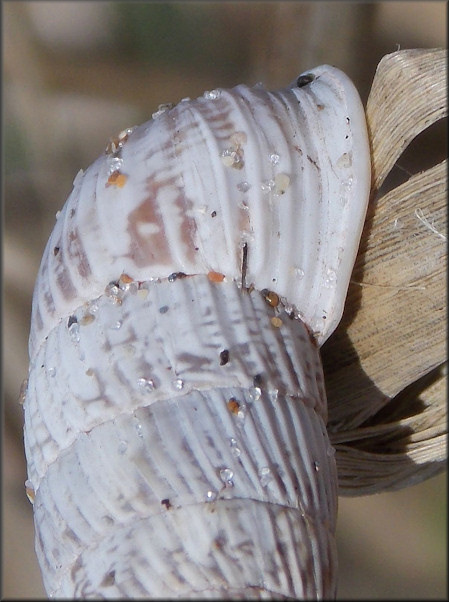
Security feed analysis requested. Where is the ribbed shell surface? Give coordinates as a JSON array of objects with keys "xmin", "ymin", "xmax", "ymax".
[
  {"xmin": 27, "ymin": 276, "xmax": 338, "ymax": 598},
  {"xmin": 29, "ymin": 65, "xmax": 370, "ymax": 357},
  {"xmin": 23, "ymin": 65, "xmax": 371, "ymax": 599}
]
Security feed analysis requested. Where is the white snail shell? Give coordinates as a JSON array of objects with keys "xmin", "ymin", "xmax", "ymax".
[{"xmin": 24, "ymin": 65, "xmax": 370, "ymax": 599}]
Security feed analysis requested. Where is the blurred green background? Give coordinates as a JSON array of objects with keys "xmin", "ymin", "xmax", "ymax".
[{"xmin": 3, "ymin": 2, "xmax": 447, "ymax": 598}]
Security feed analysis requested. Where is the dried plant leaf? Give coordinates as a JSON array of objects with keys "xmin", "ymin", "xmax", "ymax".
[
  {"xmin": 331, "ymin": 367, "xmax": 446, "ymax": 495},
  {"xmin": 326, "ymin": 160, "xmax": 446, "ymax": 428},
  {"xmin": 366, "ymin": 48, "xmax": 447, "ymax": 191},
  {"xmin": 323, "ymin": 49, "xmax": 447, "ymax": 494}
]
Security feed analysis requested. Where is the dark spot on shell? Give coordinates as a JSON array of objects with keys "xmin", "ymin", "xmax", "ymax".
[
  {"xmin": 296, "ymin": 73, "xmax": 315, "ymax": 88},
  {"xmin": 168, "ymin": 272, "xmax": 187, "ymax": 282},
  {"xmin": 307, "ymin": 155, "xmax": 319, "ymax": 169},
  {"xmin": 213, "ymin": 533, "xmax": 227, "ymax": 550},
  {"xmin": 67, "ymin": 315, "xmax": 78, "ymax": 328},
  {"xmin": 100, "ymin": 570, "xmax": 116, "ymax": 587},
  {"xmin": 241, "ymin": 242, "xmax": 248, "ymax": 289},
  {"xmin": 159, "ymin": 305, "xmax": 169, "ymax": 314},
  {"xmin": 161, "ymin": 498, "xmax": 172, "ymax": 510},
  {"xmin": 219, "ymin": 349, "xmax": 229, "ymax": 366},
  {"xmin": 102, "ymin": 515, "xmax": 114, "ymax": 526},
  {"xmin": 211, "ymin": 210, "xmax": 217, "ymax": 218},
  {"xmin": 53, "ymin": 246, "xmax": 60, "ymax": 256},
  {"xmin": 253, "ymin": 374, "xmax": 263, "ymax": 388}
]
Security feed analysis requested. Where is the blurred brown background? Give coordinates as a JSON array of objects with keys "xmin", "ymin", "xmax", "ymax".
[{"xmin": 3, "ymin": 2, "xmax": 447, "ymax": 599}]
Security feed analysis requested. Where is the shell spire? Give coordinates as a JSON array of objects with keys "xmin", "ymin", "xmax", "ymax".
[{"xmin": 24, "ymin": 65, "xmax": 370, "ymax": 599}]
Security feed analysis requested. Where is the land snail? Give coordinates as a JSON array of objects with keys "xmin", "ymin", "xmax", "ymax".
[{"xmin": 23, "ymin": 64, "xmax": 372, "ymax": 599}]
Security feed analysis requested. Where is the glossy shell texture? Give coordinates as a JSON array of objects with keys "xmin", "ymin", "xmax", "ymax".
[{"xmin": 24, "ymin": 65, "xmax": 370, "ymax": 599}]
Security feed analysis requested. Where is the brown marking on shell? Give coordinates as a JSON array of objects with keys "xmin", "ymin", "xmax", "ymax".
[
  {"xmin": 126, "ymin": 178, "xmax": 178, "ymax": 267},
  {"xmin": 46, "ymin": 244, "xmax": 78, "ymax": 311},
  {"xmin": 177, "ymin": 352, "xmax": 212, "ymax": 372},
  {"xmin": 67, "ymin": 228, "xmax": 92, "ymax": 279},
  {"xmin": 192, "ymin": 97, "xmax": 234, "ymax": 141},
  {"xmin": 168, "ymin": 99, "xmax": 252, "ymax": 269},
  {"xmin": 174, "ymin": 196, "xmax": 198, "ymax": 266},
  {"xmin": 212, "ymin": 534, "xmax": 227, "ymax": 550},
  {"xmin": 127, "ymin": 176, "xmax": 198, "ymax": 268},
  {"xmin": 79, "ymin": 313, "xmax": 95, "ymax": 326},
  {"xmin": 45, "ymin": 231, "xmax": 79, "ymax": 310}
]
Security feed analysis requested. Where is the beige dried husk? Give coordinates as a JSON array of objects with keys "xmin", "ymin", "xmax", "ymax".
[{"xmin": 322, "ymin": 48, "xmax": 447, "ymax": 495}]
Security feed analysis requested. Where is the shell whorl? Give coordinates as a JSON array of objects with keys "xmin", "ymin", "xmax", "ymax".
[
  {"xmin": 24, "ymin": 65, "xmax": 370, "ymax": 599},
  {"xmin": 28, "ymin": 64, "xmax": 370, "ymax": 358},
  {"xmin": 27, "ymin": 276, "xmax": 338, "ymax": 598}
]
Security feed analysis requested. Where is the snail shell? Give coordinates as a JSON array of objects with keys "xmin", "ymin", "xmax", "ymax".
[{"xmin": 23, "ymin": 65, "xmax": 370, "ymax": 599}]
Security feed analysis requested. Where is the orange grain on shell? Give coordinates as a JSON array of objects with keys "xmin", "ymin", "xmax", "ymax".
[
  {"xmin": 264, "ymin": 291, "xmax": 280, "ymax": 307},
  {"xmin": 227, "ymin": 398, "xmax": 240, "ymax": 414},
  {"xmin": 208, "ymin": 271, "xmax": 225, "ymax": 283},
  {"xmin": 106, "ymin": 172, "xmax": 128, "ymax": 188},
  {"xmin": 271, "ymin": 317, "xmax": 283, "ymax": 328},
  {"xmin": 119, "ymin": 273, "xmax": 134, "ymax": 284}
]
